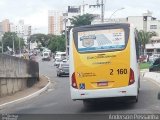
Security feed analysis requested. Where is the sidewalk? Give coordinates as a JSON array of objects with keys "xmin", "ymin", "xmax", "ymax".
[
  {"xmin": 0, "ymin": 75, "xmax": 50, "ymax": 107},
  {"xmin": 141, "ymin": 69, "xmax": 160, "ymax": 84}
]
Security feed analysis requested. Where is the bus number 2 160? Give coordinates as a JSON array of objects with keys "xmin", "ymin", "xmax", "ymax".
[{"xmin": 110, "ymin": 69, "xmax": 127, "ymax": 75}]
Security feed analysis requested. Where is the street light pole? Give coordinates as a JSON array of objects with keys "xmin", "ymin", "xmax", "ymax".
[
  {"xmin": 101, "ymin": 0, "xmax": 104, "ymax": 23},
  {"xmin": 0, "ymin": 35, "xmax": 3, "ymax": 53},
  {"xmin": 12, "ymin": 35, "xmax": 15, "ymax": 55},
  {"xmin": 82, "ymin": 0, "xmax": 88, "ymax": 15},
  {"xmin": 109, "ymin": 7, "xmax": 125, "ymax": 20},
  {"xmin": 64, "ymin": 18, "xmax": 68, "ymax": 57},
  {"xmin": 2, "ymin": 37, "xmax": 3, "ymax": 54},
  {"xmin": 19, "ymin": 37, "xmax": 21, "ymax": 56},
  {"xmin": 89, "ymin": 0, "xmax": 105, "ymax": 23}
]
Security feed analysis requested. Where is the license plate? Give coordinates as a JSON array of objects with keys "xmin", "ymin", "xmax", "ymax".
[{"xmin": 97, "ymin": 82, "xmax": 108, "ymax": 86}]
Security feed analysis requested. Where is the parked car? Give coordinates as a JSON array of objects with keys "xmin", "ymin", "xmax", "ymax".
[
  {"xmin": 149, "ymin": 54, "xmax": 160, "ymax": 62},
  {"xmin": 149, "ymin": 58, "xmax": 160, "ymax": 72},
  {"xmin": 57, "ymin": 62, "xmax": 69, "ymax": 77}
]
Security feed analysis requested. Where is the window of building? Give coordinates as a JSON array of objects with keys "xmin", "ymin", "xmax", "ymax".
[
  {"xmin": 157, "ymin": 49, "xmax": 160, "ymax": 53},
  {"xmin": 150, "ymin": 25, "xmax": 157, "ymax": 29}
]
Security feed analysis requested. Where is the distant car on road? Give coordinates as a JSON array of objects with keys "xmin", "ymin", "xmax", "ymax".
[
  {"xmin": 149, "ymin": 58, "xmax": 160, "ymax": 72},
  {"xmin": 54, "ymin": 59, "xmax": 62, "ymax": 67},
  {"xmin": 42, "ymin": 52, "xmax": 51, "ymax": 61},
  {"xmin": 54, "ymin": 52, "xmax": 66, "ymax": 61},
  {"xmin": 57, "ymin": 62, "xmax": 69, "ymax": 77}
]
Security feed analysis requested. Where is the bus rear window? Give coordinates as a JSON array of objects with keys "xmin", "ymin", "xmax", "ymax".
[{"xmin": 77, "ymin": 29, "xmax": 125, "ymax": 52}]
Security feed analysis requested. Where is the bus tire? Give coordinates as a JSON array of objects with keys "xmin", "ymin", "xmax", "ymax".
[
  {"xmin": 135, "ymin": 96, "xmax": 138, "ymax": 103},
  {"xmin": 132, "ymin": 96, "xmax": 138, "ymax": 103},
  {"xmin": 129, "ymin": 96, "xmax": 138, "ymax": 103}
]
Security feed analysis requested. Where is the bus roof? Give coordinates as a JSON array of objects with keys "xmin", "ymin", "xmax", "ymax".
[{"xmin": 73, "ymin": 23, "xmax": 130, "ymax": 32}]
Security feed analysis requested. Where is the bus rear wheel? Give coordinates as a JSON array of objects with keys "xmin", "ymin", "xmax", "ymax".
[
  {"xmin": 134, "ymin": 96, "xmax": 138, "ymax": 103},
  {"xmin": 130, "ymin": 96, "xmax": 138, "ymax": 103}
]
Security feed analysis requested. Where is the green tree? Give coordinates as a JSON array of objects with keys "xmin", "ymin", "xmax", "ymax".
[
  {"xmin": 28, "ymin": 34, "xmax": 48, "ymax": 47},
  {"xmin": 70, "ymin": 13, "xmax": 96, "ymax": 27},
  {"xmin": 136, "ymin": 30, "xmax": 157, "ymax": 55},
  {"xmin": 2, "ymin": 32, "xmax": 25, "ymax": 53},
  {"xmin": 48, "ymin": 35, "xmax": 65, "ymax": 53}
]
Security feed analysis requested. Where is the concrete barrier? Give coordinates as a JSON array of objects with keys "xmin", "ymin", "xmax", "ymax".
[{"xmin": 0, "ymin": 54, "xmax": 39, "ymax": 97}]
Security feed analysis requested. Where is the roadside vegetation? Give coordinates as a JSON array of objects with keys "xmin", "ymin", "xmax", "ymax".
[
  {"xmin": 139, "ymin": 62, "xmax": 151, "ymax": 69},
  {"xmin": 1, "ymin": 32, "xmax": 25, "ymax": 53}
]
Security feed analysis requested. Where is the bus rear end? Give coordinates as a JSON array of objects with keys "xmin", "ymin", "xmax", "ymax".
[{"xmin": 69, "ymin": 23, "xmax": 139, "ymax": 102}]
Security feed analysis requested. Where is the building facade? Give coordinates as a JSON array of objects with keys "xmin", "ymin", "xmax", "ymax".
[
  {"xmin": 0, "ymin": 19, "xmax": 10, "ymax": 34},
  {"xmin": 145, "ymin": 36, "xmax": 160, "ymax": 55},
  {"xmin": 10, "ymin": 20, "xmax": 31, "ymax": 44},
  {"xmin": 63, "ymin": 6, "xmax": 81, "ymax": 29},
  {"xmin": 48, "ymin": 10, "xmax": 63, "ymax": 35},
  {"xmin": 92, "ymin": 11, "xmax": 160, "ymax": 36},
  {"xmin": 92, "ymin": 11, "xmax": 160, "ymax": 55},
  {"xmin": 10, "ymin": 20, "xmax": 31, "ymax": 36}
]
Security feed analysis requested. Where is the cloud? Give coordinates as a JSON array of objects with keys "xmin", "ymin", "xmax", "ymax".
[{"xmin": 23, "ymin": 9, "xmax": 48, "ymax": 34}]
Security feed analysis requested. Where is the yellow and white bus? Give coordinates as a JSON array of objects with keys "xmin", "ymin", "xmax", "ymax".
[{"xmin": 69, "ymin": 23, "xmax": 140, "ymax": 105}]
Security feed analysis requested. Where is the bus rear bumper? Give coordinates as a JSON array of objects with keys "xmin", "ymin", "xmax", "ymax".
[{"xmin": 71, "ymin": 84, "xmax": 138, "ymax": 100}]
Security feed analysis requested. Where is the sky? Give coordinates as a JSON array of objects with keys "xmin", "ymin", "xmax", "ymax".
[{"xmin": 0, "ymin": 0, "xmax": 159, "ymax": 34}]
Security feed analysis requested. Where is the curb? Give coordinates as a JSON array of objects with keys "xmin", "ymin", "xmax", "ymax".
[
  {"xmin": 140, "ymin": 71, "xmax": 160, "ymax": 85},
  {"xmin": 0, "ymin": 75, "xmax": 51, "ymax": 109}
]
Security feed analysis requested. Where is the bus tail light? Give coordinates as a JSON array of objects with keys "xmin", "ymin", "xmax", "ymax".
[
  {"xmin": 129, "ymin": 68, "xmax": 135, "ymax": 85},
  {"xmin": 72, "ymin": 72, "xmax": 78, "ymax": 89}
]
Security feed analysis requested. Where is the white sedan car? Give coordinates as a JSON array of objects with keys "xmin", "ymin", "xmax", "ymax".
[{"xmin": 54, "ymin": 59, "xmax": 62, "ymax": 67}]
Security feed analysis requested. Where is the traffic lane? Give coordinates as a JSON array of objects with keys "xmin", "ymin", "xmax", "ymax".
[
  {"xmin": 80, "ymin": 78, "xmax": 160, "ymax": 114},
  {"xmin": 32, "ymin": 65, "xmax": 160, "ymax": 114},
  {"xmin": 0, "ymin": 60, "xmax": 83, "ymax": 114},
  {"xmin": 0, "ymin": 59, "xmax": 160, "ymax": 114},
  {"xmin": 37, "ymin": 60, "xmax": 138, "ymax": 113},
  {"xmin": 1, "ymin": 75, "xmax": 160, "ymax": 114}
]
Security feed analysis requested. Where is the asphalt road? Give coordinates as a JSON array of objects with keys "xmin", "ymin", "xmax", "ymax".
[{"xmin": 0, "ymin": 57, "xmax": 160, "ymax": 115}]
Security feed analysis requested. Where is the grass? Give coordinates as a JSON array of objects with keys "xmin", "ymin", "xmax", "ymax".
[{"xmin": 139, "ymin": 62, "xmax": 151, "ymax": 69}]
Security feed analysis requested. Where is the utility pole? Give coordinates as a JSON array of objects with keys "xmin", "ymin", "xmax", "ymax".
[
  {"xmin": 64, "ymin": 18, "xmax": 68, "ymax": 57},
  {"xmin": 2, "ymin": 39, "xmax": 3, "ymax": 54},
  {"xmin": 0, "ymin": 34, "xmax": 3, "ymax": 53},
  {"xmin": 12, "ymin": 35, "xmax": 15, "ymax": 55},
  {"xmin": 82, "ymin": 0, "xmax": 88, "ymax": 15},
  {"xmin": 89, "ymin": 0, "xmax": 104, "ymax": 23},
  {"xmin": 101, "ymin": 0, "xmax": 104, "ymax": 23},
  {"xmin": 19, "ymin": 37, "xmax": 21, "ymax": 56}
]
